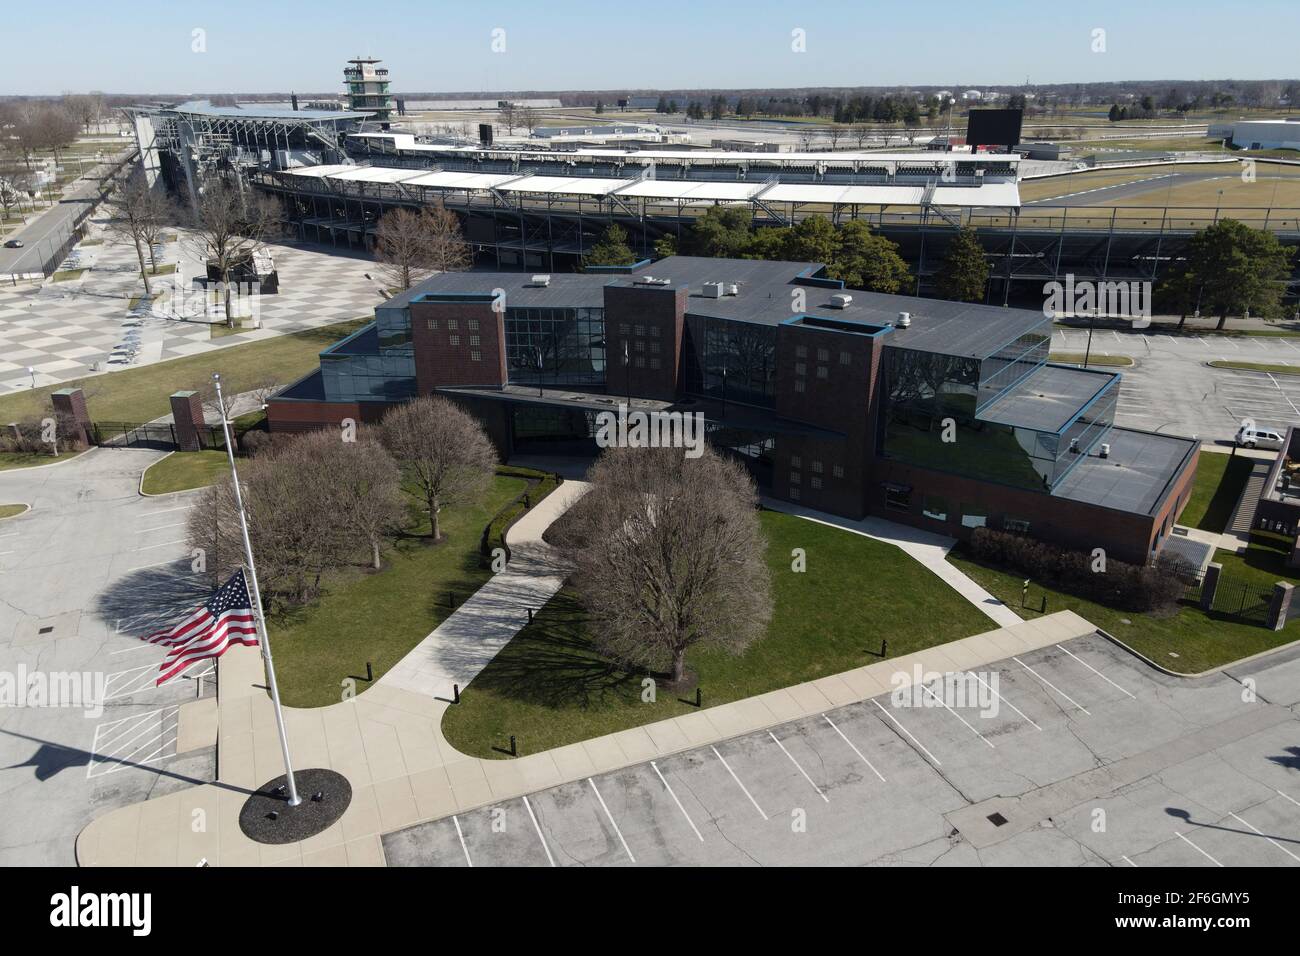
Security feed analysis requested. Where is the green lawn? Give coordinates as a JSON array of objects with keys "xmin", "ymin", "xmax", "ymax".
[
  {"xmin": 441, "ymin": 510, "xmax": 994, "ymax": 759},
  {"xmin": 272, "ymin": 474, "xmax": 532, "ymax": 708},
  {"xmin": 140, "ymin": 450, "xmax": 232, "ymax": 494},
  {"xmin": 1208, "ymin": 360, "xmax": 1300, "ymax": 375},
  {"xmin": 0, "ymin": 451, "xmax": 59, "ymax": 471},
  {"xmin": 51, "ymin": 269, "xmax": 86, "ymax": 282},
  {"xmin": 1212, "ymin": 529, "xmax": 1300, "ymax": 589},
  {"xmin": 0, "ymin": 317, "xmax": 369, "ymax": 424},
  {"xmin": 947, "ymin": 549, "xmax": 1297, "ymax": 674},
  {"xmin": 0, "ymin": 504, "xmax": 27, "ymax": 519},
  {"xmin": 1180, "ymin": 452, "xmax": 1254, "ymax": 533}
]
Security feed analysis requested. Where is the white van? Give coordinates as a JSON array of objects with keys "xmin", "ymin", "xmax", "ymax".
[{"xmin": 1235, "ymin": 426, "xmax": 1286, "ymax": 450}]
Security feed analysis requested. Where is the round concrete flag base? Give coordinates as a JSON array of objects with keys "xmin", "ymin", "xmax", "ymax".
[{"xmin": 238, "ymin": 768, "xmax": 353, "ymax": 845}]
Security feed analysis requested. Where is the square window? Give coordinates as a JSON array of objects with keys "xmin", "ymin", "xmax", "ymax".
[
  {"xmin": 810, "ymin": 476, "xmax": 822, "ymax": 490},
  {"xmin": 811, "ymin": 460, "xmax": 823, "ymax": 474},
  {"xmin": 449, "ymin": 335, "xmax": 460, "ymax": 346},
  {"xmin": 789, "ymin": 487, "xmax": 801, "ymax": 501},
  {"xmin": 790, "ymin": 471, "xmax": 801, "ymax": 485},
  {"xmin": 796, "ymin": 345, "xmax": 807, "ymax": 359},
  {"xmin": 447, "ymin": 319, "xmax": 458, "ymax": 331},
  {"xmin": 467, "ymin": 319, "xmax": 479, "ymax": 330},
  {"xmin": 791, "ymin": 455, "xmax": 802, "ymax": 468},
  {"xmin": 469, "ymin": 335, "xmax": 480, "ymax": 346},
  {"xmin": 816, "ymin": 366, "xmax": 828, "ymax": 379},
  {"xmin": 839, "ymin": 351, "xmax": 851, "ymax": 365},
  {"xmin": 650, "ymin": 357, "xmax": 661, "ymax": 370},
  {"xmin": 885, "ymin": 486, "xmax": 911, "ymax": 512},
  {"xmin": 426, "ymin": 318, "xmax": 438, "ymax": 331},
  {"xmin": 922, "ymin": 495, "xmax": 948, "ymax": 522},
  {"xmin": 470, "ymin": 350, "xmax": 481, "ymax": 362},
  {"xmin": 619, "ymin": 323, "xmax": 631, "ymax": 334},
  {"xmin": 817, "ymin": 348, "xmax": 829, "ymax": 362},
  {"xmin": 649, "ymin": 325, "xmax": 660, "ymax": 337},
  {"xmin": 832, "ymin": 464, "xmax": 844, "ymax": 479},
  {"xmin": 650, "ymin": 341, "xmax": 660, "ymax": 353},
  {"xmin": 635, "ymin": 340, "xmax": 645, "ymax": 352},
  {"xmin": 794, "ymin": 379, "xmax": 805, "ymax": 393},
  {"xmin": 1004, "ymin": 517, "xmax": 1031, "ymax": 533},
  {"xmin": 635, "ymin": 356, "xmax": 645, "ymax": 368},
  {"xmin": 634, "ymin": 325, "xmax": 645, "ymax": 337},
  {"xmin": 795, "ymin": 362, "xmax": 806, "ymax": 376}
]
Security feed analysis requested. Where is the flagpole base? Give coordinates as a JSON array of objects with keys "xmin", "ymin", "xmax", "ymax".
[{"xmin": 238, "ymin": 768, "xmax": 352, "ymax": 845}]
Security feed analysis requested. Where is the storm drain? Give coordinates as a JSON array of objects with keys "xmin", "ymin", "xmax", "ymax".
[
  {"xmin": 987, "ymin": 812, "xmax": 1009, "ymax": 827},
  {"xmin": 38, "ymin": 626, "xmax": 54, "ymax": 635}
]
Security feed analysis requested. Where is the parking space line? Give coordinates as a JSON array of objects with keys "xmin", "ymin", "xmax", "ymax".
[
  {"xmin": 711, "ymin": 745, "xmax": 768, "ymax": 820},
  {"xmin": 1175, "ymin": 831, "xmax": 1224, "ymax": 866},
  {"xmin": 920, "ymin": 682, "xmax": 995, "ymax": 748},
  {"xmin": 1054, "ymin": 644, "xmax": 1136, "ymax": 699},
  {"xmin": 1266, "ymin": 373, "xmax": 1300, "ymax": 417},
  {"xmin": 1013, "ymin": 657, "xmax": 1091, "ymax": 715},
  {"xmin": 135, "ymin": 522, "xmax": 186, "ymax": 534},
  {"xmin": 452, "ymin": 815, "xmax": 473, "ymax": 867},
  {"xmin": 768, "ymin": 731, "xmax": 830, "ymax": 802},
  {"xmin": 135, "ymin": 538, "xmax": 188, "ymax": 551},
  {"xmin": 1121, "ymin": 854, "xmax": 1138, "ymax": 867},
  {"xmin": 651, "ymin": 761, "xmax": 704, "ymax": 842},
  {"xmin": 822, "ymin": 714, "xmax": 886, "ymax": 782},
  {"xmin": 1277, "ymin": 789, "xmax": 1300, "ymax": 809},
  {"xmin": 130, "ymin": 558, "xmax": 185, "ymax": 571},
  {"xmin": 587, "ymin": 778, "xmax": 635, "ymax": 863},
  {"xmin": 141, "ymin": 505, "xmax": 192, "ymax": 517},
  {"xmin": 871, "ymin": 699, "xmax": 942, "ymax": 767},
  {"xmin": 967, "ymin": 672, "xmax": 1041, "ymax": 730},
  {"xmin": 1228, "ymin": 811, "xmax": 1300, "ymax": 863},
  {"xmin": 522, "ymin": 795, "xmax": 556, "ymax": 867}
]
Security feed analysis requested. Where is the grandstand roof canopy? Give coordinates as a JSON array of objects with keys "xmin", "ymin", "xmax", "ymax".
[
  {"xmin": 132, "ymin": 100, "xmax": 371, "ymax": 122},
  {"xmin": 279, "ymin": 163, "xmax": 1021, "ymax": 208}
]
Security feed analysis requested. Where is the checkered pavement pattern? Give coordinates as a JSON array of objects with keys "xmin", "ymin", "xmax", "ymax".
[{"xmin": 0, "ymin": 226, "xmax": 383, "ymax": 396}]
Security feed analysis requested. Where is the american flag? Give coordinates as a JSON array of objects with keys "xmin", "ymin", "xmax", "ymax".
[{"xmin": 144, "ymin": 569, "xmax": 259, "ymax": 685}]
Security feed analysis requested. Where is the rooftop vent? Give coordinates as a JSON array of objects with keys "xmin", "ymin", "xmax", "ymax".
[
  {"xmin": 726, "ymin": 283, "xmax": 739, "ymax": 296},
  {"xmin": 530, "ymin": 274, "xmax": 551, "ymax": 287},
  {"xmin": 830, "ymin": 293, "xmax": 853, "ymax": 309},
  {"xmin": 896, "ymin": 311, "xmax": 912, "ymax": 328},
  {"xmin": 636, "ymin": 275, "xmax": 671, "ymax": 286},
  {"xmin": 702, "ymin": 281, "xmax": 724, "ymax": 298},
  {"xmin": 1100, "ymin": 442, "xmax": 1111, "ymax": 459},
  {"xmin": 1069, "ymin": 437, "xmax": 1080, "ymax": 454}
]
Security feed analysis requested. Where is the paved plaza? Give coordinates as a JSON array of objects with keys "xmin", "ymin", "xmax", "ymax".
[{"xmin": 0, "ymin": 225, "xmax": 384, "ymax": 395}]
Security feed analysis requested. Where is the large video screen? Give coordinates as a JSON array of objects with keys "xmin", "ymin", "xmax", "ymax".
[{"xmin": 966, "ymin": 109, "xmax": 1023, "ymax": 149}]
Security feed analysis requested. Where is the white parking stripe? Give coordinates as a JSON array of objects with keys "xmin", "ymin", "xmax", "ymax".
[
  {"xmin": 1228, "ymin": 811, "xmax": 1300, "ymax": 863},
  {"xmin": 452, "ymin": 815, "xmax": 473, "ymax": 867},
  {"xmin": 872, "ymin": 699, "xmax": 942, "ymax": 767},
  {"xmin": 769, "ymin": 731, "xmax": 830, "ymax": 802},
  {"xmin": 522, "ymin": 795, "xmax": 556, "ymax": 867},
  {"xmin": 1277, "ymin": 789, "xmax": 1300, "ymax": 809},
  {"xmin": 823, "ymin": 714, "xmax": 886, "ymax": 782},
  {"xmin": 967, "ymin": 672, "xmax": 1042, "ymax": 730},
  {"xmin": 1175, "ymin": 831, "xmax": 1224, "ymax": 867},
  {"xmin": 1054, "ymin": 644, "xmax": 1136, "ymax": 699},
  {"xmin": 1122, "ymin": 854, "xmax": 1138, "ymax": 867},
  {"xmin": 651, "ymin": 761, "xmax": 704, "ymax": 842},
  {"xmin": 141, "ymin": 505, "xmax": 192, "ymax": 517},
  {"xmin": 711, "ymin": 745, "xmax": 768, "ymax": 820},
  {"xmin": 136, "ymin": 522, "xmax": 187, "ymax": 534},
  {"xmin": 587, "ymin": 778, "xmax": 635, "ymax": 863},
  {"xmin": 135, "ymin": 538, "xmax": 189, "ymax": 551},
  {"xmin": 130, "ymin": 558, "xmax": 185, "ymax": 570},
  {"xmin": 920, "ymin": 682, "xmax": 995, "ymax": 748},
  {"xmin": 1013, "ymin": 657, "xmax": 1092, "ymax": 715}
]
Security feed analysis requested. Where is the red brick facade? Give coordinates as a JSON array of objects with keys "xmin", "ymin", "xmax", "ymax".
[
  {"xmin": 410, "ymin": 297, "xmax": 508, "ymax": 395},
  {"xmin": 602, "ymin": 284, "xmax": 686, "ymax": 403}
]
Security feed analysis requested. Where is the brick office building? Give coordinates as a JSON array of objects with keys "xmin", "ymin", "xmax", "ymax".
[{"xmin": 268, "ymin": 256, "xmax": 1198, "ymax": 564}]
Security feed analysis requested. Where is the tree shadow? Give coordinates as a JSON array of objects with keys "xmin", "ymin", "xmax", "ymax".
[
  {"xmin": 91, "ymin": 560, "xmax": 211, "ymax": 640},
  {"xmin": 1267, "ymin": 746, "xmax": 1300, "ymax": 771}
]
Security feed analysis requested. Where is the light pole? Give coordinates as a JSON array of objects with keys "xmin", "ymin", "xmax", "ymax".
[{"xmin": 26, "ymin": 366, "xmax": 35, "ymax": 388}]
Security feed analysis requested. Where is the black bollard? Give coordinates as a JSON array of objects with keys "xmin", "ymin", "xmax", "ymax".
[
  {"xmin": 365, "ymin": 661, "xmax": 373, "ymax": 682},
  {"xmin": 695, "ymin": 687, "xmax": 702, "ymax": 708},
  {"xmin": 527, "ymin": 607, "xmax": 533, "ymax": 624},
  {"xmin": 881, "ymin": 639, "xmax": 888, "ymax": 657},
  {"xmin": 1041, "ymin": 595, "xmax": 1048, "ymax": 613},
  {"xmin": 453, "ymin": 683, "xmax": 460, "ymax": 705},
  {"xmin": 447, "ymin": 591, "xmax": 455, "ymax": 608},
  {"xmin": 509, "ymin": 735, "xmax": 517, "ymax": 757}
]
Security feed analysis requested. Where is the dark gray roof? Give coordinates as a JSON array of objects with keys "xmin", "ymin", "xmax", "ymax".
[
  {"xmin": 979, "ymin": 364, "xmax": 1119, "ymax": 434},
  {"xmin": 1052, "ymin": 427, "xmax": 1198, "ymax": 516},
  {"xmin": 388, "ymin": 256, "xmax": 1049, "ymax": 357}
]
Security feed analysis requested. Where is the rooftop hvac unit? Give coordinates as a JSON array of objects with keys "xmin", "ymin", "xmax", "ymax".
[
  {"xmin": 1069, "ymin": 437, "xmax": 1080, "ymax": 454},
  {"xmin": 531, "ymin": 274, "xmax": 551, "ymax": 287},
  {"xmin": 830, "ymin": 293, "xmax": 853, "ymax": 309},
  {"xmin": 1100, "ymin": 443, "xmax": 1111, "ymax": 459},
  {"xmin": 702, "ymin": 281, "xmax": 724, "ymax": 298},
  {"xmin": 896, "ymin": 311, "xmax": 912, "ymax": 328},
  {"xmin": 636, "ymin": 275, "xmax": 671, "ymax": 286},
  {"xmin": 726, "ymin": 284, "xmax": 739, "ymax": 296}
]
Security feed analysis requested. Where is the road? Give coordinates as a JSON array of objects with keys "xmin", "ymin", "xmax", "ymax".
[{"xmin": 384, "ymin": 633, "xmax": 1300, "ymax": 867}]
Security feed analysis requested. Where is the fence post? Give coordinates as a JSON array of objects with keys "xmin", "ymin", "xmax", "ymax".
[
  {"xmin": 1268, "ymin": 581, "xmax": 1293, "ymax": 631},
  {"xmin": 1199, "ymin": 562, "xmax": 1222, "ymax": 613}
]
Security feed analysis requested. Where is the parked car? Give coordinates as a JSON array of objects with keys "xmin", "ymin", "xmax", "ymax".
[
  {"xmin": 1235, "ymin": 425, "xmax": 1286, "ymax": 450},
  {"xmin": 3, "ymin": 239, "xmax": 23, "ymax": 249}
]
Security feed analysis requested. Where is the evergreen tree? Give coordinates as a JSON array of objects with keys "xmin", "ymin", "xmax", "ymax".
[
  {"xmin": 1184, "ymin": 219, "xmax": 1293, "ymax": 328},
  {"xmin": 934, "ymin": 225, "xmax": 990, "ymax": 302},
  {"xmin": 586, "ymin": 223, "xmax": 636, "ymax": 266}
]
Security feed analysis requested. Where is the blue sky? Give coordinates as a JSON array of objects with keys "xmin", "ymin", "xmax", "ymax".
[{"xmin": 5, "ymin": 0, "xmax": 1298, "ymax": 95}]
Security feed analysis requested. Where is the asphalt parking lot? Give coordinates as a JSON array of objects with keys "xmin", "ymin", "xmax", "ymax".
[
  {"xmin": 1051, "ymin": 327, "xmax": 1300, "ymax": 441},
  {"xmin": 383, "ymin": 634, "xmax": 1300, "ymax": 867},
  {"xmin": 0, "ymin": 449, "xmax": 217, "ymax": 865}
]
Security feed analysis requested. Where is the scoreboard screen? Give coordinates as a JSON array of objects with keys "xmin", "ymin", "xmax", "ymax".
[{"xmin": 966, "ymin": 109, "xmax": 1023, "ymax": 149}]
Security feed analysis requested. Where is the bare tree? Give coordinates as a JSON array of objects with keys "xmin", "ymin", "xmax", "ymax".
[
  {"xmin": 826, "ymin": 126, "xmax": 843, "ymax": 150},
  {"xmin": 187, "ymin": 177, "xmax": 282, "ymax": 328},
  {"xmin": 103, "ymin": 167, "xmax": 174, "ymax": 296},
  {"xmin": 551, "ymin": 446, "xmax": 772, "ymax": 686},
  {"xmin": 292, "ymin": 429, "xmax": 404, "ymax": 569},
  {"xmin": 379, "ymin": 396, "xmax": 497, "ymax": 541},
  {"xmin": 374, "ymin": 203, "xmax": 469, "ymax": 291},
  {"xmin": 520, "ymin": 107, "xmax": 540, "ymax": 135},
  {"xmin": 497, "ymin": 103, "xmax": 517, "ymax": 133},
  {"xmin": 852, "ymin": 124, "xmax": 871, "ymax": 149}
]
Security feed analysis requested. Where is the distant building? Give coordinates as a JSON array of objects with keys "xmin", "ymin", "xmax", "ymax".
[
  {"xmin": 344, "ymin": 57, "xmax": 394, "ymax": 123},
  {"xmin": 1229, "ymin": 119, "xmax": 1300, "ymax": 151},
  {"xmin": 962, "ymin": 90, "xmax": 983, "ymax": 102}
]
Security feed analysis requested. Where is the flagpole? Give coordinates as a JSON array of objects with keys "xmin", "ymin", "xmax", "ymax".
[{"xmin": 212, "ymin": 372, "xmax": 301, "ymax": 807}]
